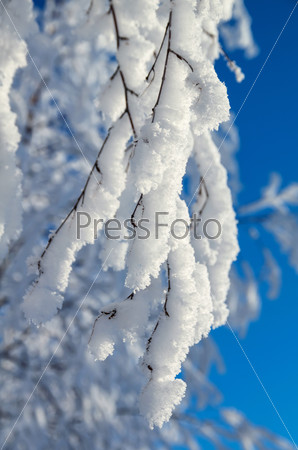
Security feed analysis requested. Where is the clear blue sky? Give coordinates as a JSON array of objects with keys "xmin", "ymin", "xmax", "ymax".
[{"xmin": 211, "ymin": 0, "xmax": 298, "ymax": 446}]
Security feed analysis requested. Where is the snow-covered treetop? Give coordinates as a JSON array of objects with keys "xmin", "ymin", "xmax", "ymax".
[
  {"xmin": 2, "ymin": 1, "xmax": 293, "ymax": 448},
  {"xmin": 20, "ymin": 0, "xmax": 242, "ymax": 427}
]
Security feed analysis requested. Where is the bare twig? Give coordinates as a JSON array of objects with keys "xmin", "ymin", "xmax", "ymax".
[
  {"xmin": 151, "ymin": 10, "xmax": 194, "ymax": 122},
  {"xmin": 88, "ymin": 292, "xmax": 134, "ymax": 344},
  {"xmin": 169, "ymin": 49, "xmax": 194, "ymax": 72},
  {"xmin": 109, "ymin": 2, "xmax": 138, "ymax": 138},
  {"xmin": 146, "ymin": 21, "xmax": 170, "ymax": 84},
  {"xmin": 198, "ymin": 177, "xmax": 209, "ymax": 215},
  {"xmin": 151, "ymin": 10, "xmax": 172, "ymax": 123},
  {"xmin": 145, "ymin": 260, "xmax": 171, "ymax": 373},
  {"xmin": 163, "ymin": 260, "xmax": 171, "ymax": 317},
  {"xmin": 86, "ymin": 0, "xmax": 93, "ymax": 15},
  {"xmin": 22, "ymin": 81, "xmax": 44, "ymax": 146},
  {"xmin": 130, "ymin": 194, "xmax": 143, "ymax": 228}
]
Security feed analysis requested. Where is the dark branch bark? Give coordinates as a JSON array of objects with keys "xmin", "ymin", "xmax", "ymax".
[
  {"xmin": 130, "ymin": 194, "xmax": 143, "ymax": 228},
  {"xmin": 88, "ymin": 292, "xmax": 134, "ymax": 343},
  {"xmin": 146, "ymin": 21, "xmax": 170, "ymax": 84},
  {"xmin": 109, "ymin": 2, "xmax": 137, "ymax": 138},
  {"xmin": 169, "ymin": 49, "xmax": 194, "ymax": 72},
  {"xmin": 151, "ymin": 10, "xmax": 194, "ymax": 122},
  {"xmin": 151, "ymin": 10, "xmax": 172, "ymax": 123},
  {"xmin": 164, "ymin": 260, "xmax": 171, "ymax": 317},
  {"xmin": 198, "ymin": 177, "xmax": 209, "ymax": 215},
  {"xmin": 145, "ymin": 260, "xmax": 171, "ymax": 373}
]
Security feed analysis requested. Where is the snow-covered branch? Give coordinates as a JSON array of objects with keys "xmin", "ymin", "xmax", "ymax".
[{"xmin": 5, "ymin": 0, "xmax": 250, "ymax": 430}]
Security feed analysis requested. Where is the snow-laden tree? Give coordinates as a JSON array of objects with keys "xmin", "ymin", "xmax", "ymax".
[
  {"xmin": 0, "ymin": 0, "xmax": 35, "ymax": 261},
  {"xmin": 0, "ymin": 0, "xmax": 296, "ymax": 448},
  {"xmin": 22, "ymin": 0, "xmax": 241, "ymax": 427}
]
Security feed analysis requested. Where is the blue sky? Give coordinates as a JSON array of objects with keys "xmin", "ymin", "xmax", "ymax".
[{"xmin": 210, "ymin": 0, "xmax": 298, "ymax": 445}]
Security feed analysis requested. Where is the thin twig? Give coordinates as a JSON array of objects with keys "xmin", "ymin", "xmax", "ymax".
[
  {"xmin": 109, "ymin": 1, "xmax": 138, "ymax": 138},
  {"xmin": 198, "ymin": 177, "xmax": 209, "ymax": 215},
  {"xmin": 130, "ymin": 194, "xmax": 143, "ymax": 228},
  {"xmin": 146, "ymin": 21, "xmax": 170, "ymax": 84},
  {"xmin": 164, "ymin": 260, "xmax": 171, "ymax": 317},
  {"xmin": 169, "ymin": 49, "xmax": 194, "ymax": 72},
  {"xmin": 88, "ymin": 292, "xmax": 134, "ymax": 344},
  {"xmin": 145, "ymin": 260, "xmax": 171, "ymax": 373},
  {"xmin": 152, "ymin": 10, "xmax": 172, "ymax": 122},
  {"xmin": 151, "ymin": 10, "xmax": 194, "ymax": 122}
]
